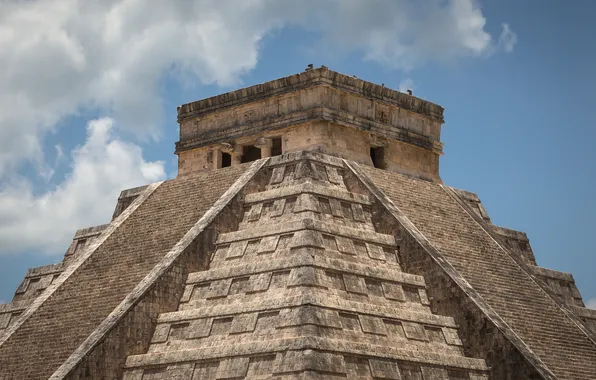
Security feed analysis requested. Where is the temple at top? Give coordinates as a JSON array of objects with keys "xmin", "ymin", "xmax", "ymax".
[
  {"xmin": 1, "ymin": 66, "xmax": 595, "ymax": 380},
  {"xmin": 175, "ymin": 65, "xmax": 444, "ymax": 182}
]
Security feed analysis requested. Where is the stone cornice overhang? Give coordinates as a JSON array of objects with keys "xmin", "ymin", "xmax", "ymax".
[
  {"xmin": 177, "ymin": 68, "xmax": 444, "ymax": 123},
  {"xmin": 175, "ymin": 107, "xmax": 444, "ymax": 155}
]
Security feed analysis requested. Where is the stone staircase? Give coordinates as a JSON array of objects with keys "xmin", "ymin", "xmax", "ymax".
[{"xmin": 122, "ymin": 153, "xmax": 488, "ymax": 380}]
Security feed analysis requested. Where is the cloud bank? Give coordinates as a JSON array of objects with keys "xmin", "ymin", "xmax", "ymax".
[{"xmin": 0, "ymin": 0, "xmax": 516, "ymax": 255}]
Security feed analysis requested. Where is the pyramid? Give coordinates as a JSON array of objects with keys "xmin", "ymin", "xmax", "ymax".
[{"xmin": 1, "ymin": 67, "xmax": 595, "ymax": 380}]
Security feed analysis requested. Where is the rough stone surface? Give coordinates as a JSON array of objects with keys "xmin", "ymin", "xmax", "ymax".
[
  {"xmin": 359, "ymin": 163, "xmax": 596, "ymax": 379},
  {"xmin": 0, "ymin": 164, "xmax": 249, "ymax": 379},
  {"xmin": 175, "ymin": 67, "xmax": 443, "ymax": 182},
  {"xmin": 122, "ymin": 152, "xmax": 488, "ymax": 380},
  {"xmin": 2, "ymin": 68, "xmax": 594, "ymax": 380}
]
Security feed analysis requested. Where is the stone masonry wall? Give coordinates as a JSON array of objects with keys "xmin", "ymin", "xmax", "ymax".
[
  {"xmin": 357, "ymin": 164, "xmax": 596, "ymax": 379},
  {"xmin": 0, "ymin": 165, "xmax": 249, "ymax": 380}
]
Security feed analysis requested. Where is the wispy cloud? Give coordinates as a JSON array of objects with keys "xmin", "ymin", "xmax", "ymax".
[
  {"xmin": 499, "ymin": 23, "xmax": 518, "ymax": 53},
  {"xmin": 587, "ymin": 298, "xmax": 596, "ymax": 310},
  {"xmin": 0, "ymin": 118, "xmax": 165, "ymax": 255}
]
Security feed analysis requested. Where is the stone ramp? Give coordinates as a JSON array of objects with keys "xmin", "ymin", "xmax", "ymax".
[
  {"xmin": 360, "ymin": 165, "xmax": 596, "ymax": 380},
  {"xmin": 0, "ymin": 165, "xmax": 248, "ymax": 380}
]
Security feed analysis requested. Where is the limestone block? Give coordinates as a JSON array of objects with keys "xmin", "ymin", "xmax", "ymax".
[
  {"xmin": 351, "ymin": 203, "xmax": 366, "ymax": 222},
  {"xmin": 288, "ymin": 267, "xmax": 320, "ymax": 287},
  {"xmin": 122, "ymin": 369, "xmax": 143, "ymax": 380},
  {"xmin": 290, "ymin": 230, "xmax": 325, "ymax": 249},
  {"xmin": 192, "ymin": 361, "xmax": 219, "ymax": 380},
  {"xmin": 226, "ymin": 241, "xmax": 249, "ymax": 259},
  {"xmin": 246, "ymin": 203, "xmax": 263, "ymax": 222},
  {"xmin": 335, "ymin": 236, "xmax": 356, "ymax": 255},
  {"xmin": 14, "ymin": 280, "xmax": 28, "ymax": 294},
  {"xmin": 345, "ymin": 355, "xmax": 373, "ymax": 377},
  {"xmin": 188, "ymin": 318, "xmax": 212, "ymax": 339},
  {"xmin": 328, "ymin": 198, "xmax": 344, "ymax": 217},
  {"xmin": 270, "ymin": 199, "xmax": 286, "ymax": 217},
  {"xmin": 216, "ymin": 357, "xmax": 250, "ymax": 379},
  {"xmin": 420, "ymin": 367, "xmax": 449, "ymax": 379},
  {"xmin": 325, "ymin": 166, "xmax": 343, "ymax": 185},
  {"xmin": 469, "ymin": 374, "xmax": 489, "ymax": 380},
  {"xmin": 426, "ymin": 327, "xmax": 446, "ymax": 344},
  {"xmin": 447, "ymin": 369, "xmax": 470, "ymax": 380},
  {"xmin": 278, "ymin": 350, "xmax": 346, "ymax": 374},
  {"xmin": 317, "ymin": 309, "xmax": 343, "ymax": 329},
  {"xmin": 343, "ymin": 274, "xmax": 368, "ymax": 295},
  {"xmin": 369, "ymin": 359, "xmax": 401, "ymax": 379},
  {"xmin": 294, "ymin": 193, "xmax": 320, "ymax": 213},
  {"xmin": 313, "ymin": 163, "xmax": 329, "ymax": 182},
  {"xmin": 205, "ymin": 279, "xmax": 232, "ymax": 299},
  {"xmin": 270, "ymin": 165, "xmax": 286, "ymax": 184},
  {"xmin": 249, "ymin": 272, "xmax": 273, "ymax": 292},
  {"xmin": 366, "ymin": 243, "xmax": 386, "ymax": 260},
  {"xmin": 382, "ymin": 282, "xmax": 406, "ymax": 301},
  {"xmin": 399, "ymin": 363, "xmax": 423, "ymax": 380},
  {"xmin": 295, "ymin": 161, "xmax": 314, "ymax": 179},
  {"xmin": 166, "ymin": 363, "xmax": 195, "ymax": 380},
  {"xmin": 258, "ymin": 235, "xmax": 280, "ymax": 254},
  {"xmin": 180, "ymin": 285, "xmax": 194, "ymax": 302},
  {"xmin": 359, "ymin": 315, "xmax": 388, "ymax": 335},
  {"xmin": 402, "ymin": 322, "xmax": 428, "ymax": 341},
  {"xmin": 0, "ymin": 313, "xmax": 10, "ymax": 329},
  {"xmin": 38, "ymin": 275, "xmax": 53, "ymax": 289},
  {"xmin": 442, "ymin": 327, "xmax": 463, "ymax": 346},
  {"xmin": 151, "ymin": 324, "xmax": 171, "ymax": 343},
  {"xmin": 230, "ymin": 313, "xmax": 258, "ymax": 334},
  {"xmin": 418, "ymin": 289, "xmax": 430, "ymax": 306}
]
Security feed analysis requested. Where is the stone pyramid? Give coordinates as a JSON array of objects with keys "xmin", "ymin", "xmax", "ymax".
[{"xmin": 1, "ymin": 67, "xmax": 595, "ymax": 380}]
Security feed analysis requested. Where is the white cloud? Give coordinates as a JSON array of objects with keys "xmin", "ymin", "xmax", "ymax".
[
  {"xmin": 0, "ymin": 118, "xmax": 165, "ymax": 255},
  {"xmin": 313, "ymin": 0, "xmax": 494, "ymax": 70},
  {"xmin": 0, "ymin": 0, "xmax": 516, "ymax": 255},
  {"xmin": 587, "ymin": 298, "xmax": 596, "ymax": 310},
  {"xmin": 499, "ymin": 23, "xmax": 517, "ymax": 53},
  {"xmin": 0, "ymin": 0, "xmax": 301, "ymax": 176},
  {"xmin": 0, "ymin": 0, "xmax": 515, "ymax": 179}
]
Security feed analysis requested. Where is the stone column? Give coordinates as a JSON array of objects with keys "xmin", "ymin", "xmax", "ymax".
[
  {"xmin": 255, "ymin": 137, "xmax": 273, "ymax": 158},
  {"xmin": 212, "ymin": 148, "xmax": 222, "ymax": 170},
  {"xmin": 231, "ymin": 144, "xmax": 243, "ymax": 166}
]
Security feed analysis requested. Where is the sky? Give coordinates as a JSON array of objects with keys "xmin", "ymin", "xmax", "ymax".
[{"xmin": 0, "ymin": 0, "xmax": 594, "ymax": 309}]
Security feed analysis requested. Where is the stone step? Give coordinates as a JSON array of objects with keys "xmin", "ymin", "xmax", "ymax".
[
  {"xmin": 155, "ymin": 296, "xmax": 457, "ymax": 334},
  {"xmin": 238, "ymin": 208, "xmax": 375, "ymax": 234},
  {"xmin": 191, "ymin": 250, "xmax": 420, "ymax": 287},
  {"xmin": 244, "ymin": 182, "xmax": 371, "ymax": 205},
  {"xmin": 124, "ymin": 337, "xmax": 488, "ymax": 372},
  {"xmin": 180, "ymin": 284, "xmax": 431, "ymax": 315},
  {"xmin": 147, "ymin": 324, "xmax": 464, "ymax": 356},
  {"xmin": 217, "ymin": 219, "xmax": 396, "ymax": 246},
  {"xmin": 211, "ymin": 238, "xmax": 400, "ymax": 268}
]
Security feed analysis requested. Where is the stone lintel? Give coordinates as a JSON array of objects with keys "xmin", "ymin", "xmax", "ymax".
[{"xmin": 176, "ymin": 106, "xmax": 444, "ymax": 155}]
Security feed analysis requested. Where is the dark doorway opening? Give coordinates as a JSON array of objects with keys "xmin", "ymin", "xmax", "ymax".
[
  {"xmin": 271, "ymin": 137, "xmax": 282, "ymax": 156},
  {"xmin": 222, "ymin": 152, "xmax": 232, "ymax": 168},
  {"xmin": 241, "ymin": 145, "xmax": 261, "ymax": 163},
  {"xmin": 370, "ymin": 147, "xmax": 387, "ymax": 169}
]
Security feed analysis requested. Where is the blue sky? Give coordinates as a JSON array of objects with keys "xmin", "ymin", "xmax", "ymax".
[{"xmin": 0, "ymin": 0, "xmax": 595, "ymax": 308}]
